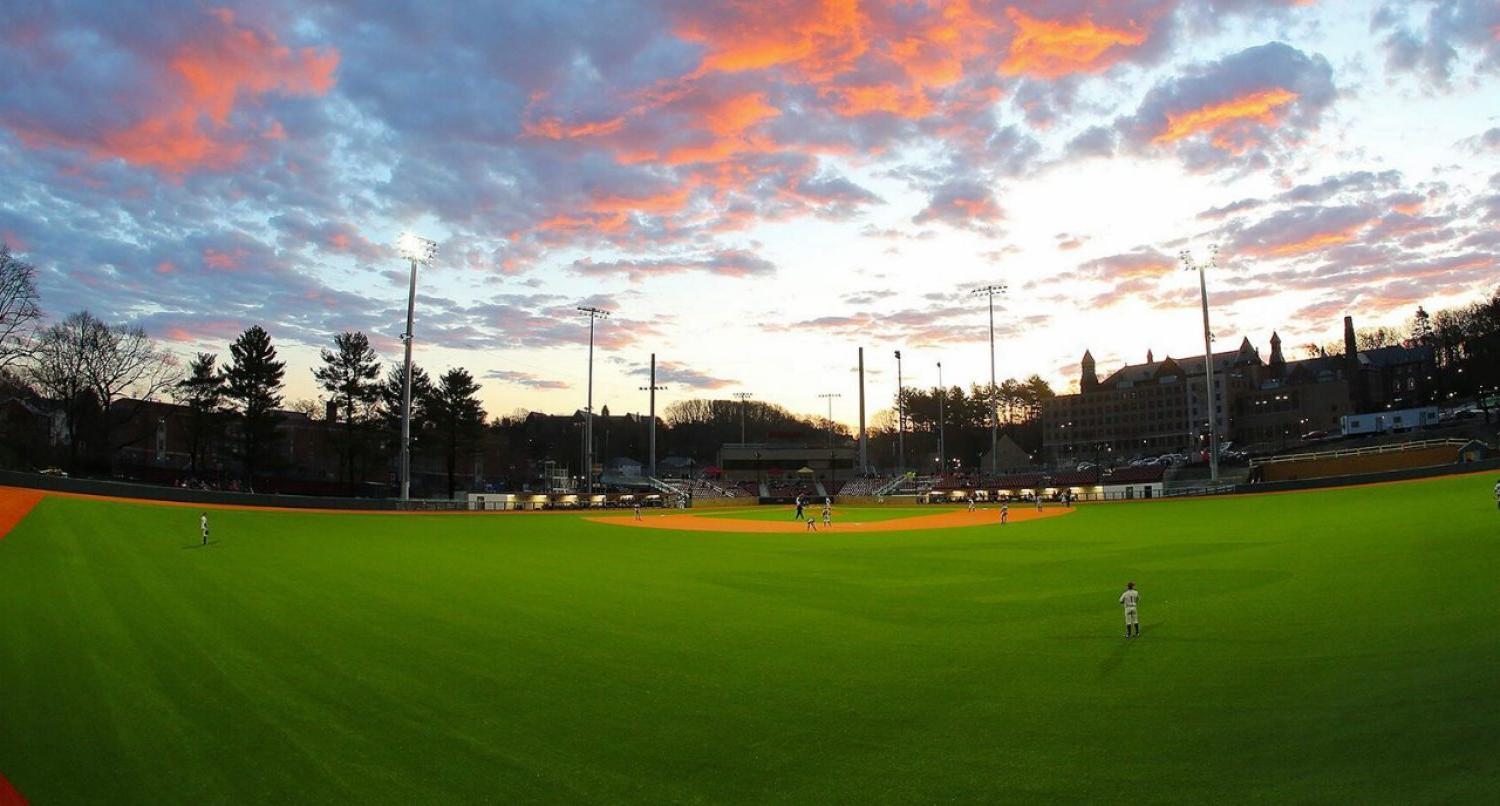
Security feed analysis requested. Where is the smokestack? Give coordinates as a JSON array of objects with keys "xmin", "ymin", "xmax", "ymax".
[
  {"xmin": 858, "ymin": 347, "xmax": 867, "ymax": 473},
  {"xmin": 1343, "ymin": 315, "xmax": 1356, "ymax": 359}
]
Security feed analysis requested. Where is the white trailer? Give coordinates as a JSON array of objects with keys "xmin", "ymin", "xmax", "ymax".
[{"xmin": 1340, "ymin": 407, "xmax": 1439, "ymax": 437}]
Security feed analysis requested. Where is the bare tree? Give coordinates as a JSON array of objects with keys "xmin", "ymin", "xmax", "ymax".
[
  {"xmin": 83, "ymin": 316, "xmax": 179, "ymax": 459},
  {"xmin": 0, "ymin": 243, "xmax": 43, "ymax": 371},
  {"xmin": 287, "ymin": 398, "xmax": 323, "ymax": 419},
  {"xmin": 27, "ymin": 313, "xmax": 93, "ymax": 469},
  {"xmin": 26, "ymin": 311, "xmax": 178, "ymax": 470}
]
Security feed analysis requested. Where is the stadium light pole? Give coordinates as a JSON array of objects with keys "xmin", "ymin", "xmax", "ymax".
[
  {"xmin": 1179, "ymin": 246, "xmax": 1220, "ymax": 483},
  {"xmin": 937, "ymin": 360, "xmax": 945, "ymax": 476},
  {"xmin": 396, "ymin": 232, "xmax": 437, "ymax": 503},
  {"xmin": 639, "ymin": 353, "xmax": 666, "ymax": 479},
  {"xmin": 819, "ymin": 392, "xmax": 841, "ymax": 490},
  {"xmin": 971, "ymin": 284, "xmax": 1007, "ymax": 476},
  {"xmin": 578, "ymin": 306, "xmax": 611, "ymax": 494},
  {"xmin": 894, "ymin": 350, "xmax": 904, "ymax": 476},
  {"xmin": 732, "ymin": 392, "xmax": 753, "ymax": 443}
]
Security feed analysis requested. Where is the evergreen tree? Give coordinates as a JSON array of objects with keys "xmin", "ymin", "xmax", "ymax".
[
  {"xmin": 378, "ymin": 363, "xmax": 435, "ymax": 489},
  {"xmin": 222, "ymin": 326, "xmax": 285, "ymax": 486},
  {"xmin": 172, "ymin": 353, "xmax": 224, "ymax": 477},
  {"xmin": 313, "ymin": 331, "xmax": 381, "ymax": 489},
  {"xmin": 426, "ymin": 367, "xmax": 486, "ymax": 498}
]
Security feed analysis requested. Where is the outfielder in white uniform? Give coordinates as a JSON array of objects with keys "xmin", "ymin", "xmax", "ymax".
[
  {"xmin": 1120, "ymin": 582, "xmax": 1140, "ymax": 637},
  {"xmin": 1493, "ymin": 479, "xmax": 1499, "ymax": 511}
]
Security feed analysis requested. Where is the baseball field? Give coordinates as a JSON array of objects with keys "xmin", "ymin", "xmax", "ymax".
[{"xmin": 1, "ymin": 475, "xmax": 1497, "ymax": 803}]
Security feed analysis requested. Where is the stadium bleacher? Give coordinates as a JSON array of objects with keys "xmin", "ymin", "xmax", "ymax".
[{"xmin": 837, "ymin": 476, "xmax": 890, "ymax": 497}]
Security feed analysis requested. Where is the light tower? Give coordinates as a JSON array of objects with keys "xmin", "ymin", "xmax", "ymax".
[
  {"xmin": 1179, "ymin": 246, "xmax": 1220, "ymax": 483},
  {"xmin": 639, "ymin": 353, "xmax": 666, "ymax": 478},
  {"xmin": 818, "ymin": 392, "xmax": 841, "ymax": 489},
  {"xmin": 396, "ymin": 232, "xmax": 437, "ymax": 502},
  {"xmin": 937, "ymin": 360, "xmax": 945, "ymax": 475},
  {"xmin": 732, "ymin": 392, "xmax": 753, "ymax": 443},
  {"xmin": 578, "ymin": 305, "xmax": 611, "ymax": 494},
  {"xmin": 971, "ymin": 284, "xmax": 1007, "ymax": 476},
  {"xmin": 894, "ymin": 350, "xmax": 904, "ymax": 475}
]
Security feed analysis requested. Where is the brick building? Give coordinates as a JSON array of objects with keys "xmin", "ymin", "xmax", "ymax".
[{"xmin": 1041, "ymin": 316, "xmax": 1436, "ymax": 463}]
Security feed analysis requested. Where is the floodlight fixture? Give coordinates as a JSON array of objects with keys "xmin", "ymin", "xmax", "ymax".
[{"xmin": 398, "ymin": 232, "xmax": 438, "ymax": 264}]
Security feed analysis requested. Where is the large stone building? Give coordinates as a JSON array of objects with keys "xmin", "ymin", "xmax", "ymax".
[{"xmin": 1041, "ymin": 316, "xmax": 1436, "ymax": 463}]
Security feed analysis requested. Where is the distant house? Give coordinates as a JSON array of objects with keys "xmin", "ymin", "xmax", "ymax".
[{"xmin": 993, "ymin": 434, "xmax": 1035, "ymax": 472}]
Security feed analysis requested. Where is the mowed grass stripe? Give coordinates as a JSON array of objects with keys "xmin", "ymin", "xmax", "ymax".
[{"xmin": 1, "ymin": 476, "xmax": 1497, "ymax": 803}]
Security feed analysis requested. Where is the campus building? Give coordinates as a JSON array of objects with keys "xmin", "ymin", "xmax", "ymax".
[{"xmin": 1041, "ymin": 316, "xmax": 1437, "ymax": 464}]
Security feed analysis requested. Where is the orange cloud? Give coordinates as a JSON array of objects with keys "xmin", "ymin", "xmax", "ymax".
[
  {"xmin": 1000, "ymin": 8, "xmax": 1147, "ymax": 78},
  {"xmin": 203, "ymin": 247, "xmax": 247, "ymax": 269},
  {"xmin": 676, "ymin": 0, "xmax": 866, "ymax": 80},
  {"xmin": 659, "ymin": 92, "xmax": 781, "ymax": 164},
  {"xmin": 1250, "ymin": 223, "xmax": 1365, "ymax": 257},
  {"xmin": 535, "ymin": 186, "xmax": 699, "ymax": 237},
  {"xmin": 888, "ymin": 0, "xmax": 998, "ymax": 89},
  {"xmin": 522, "ymin": 116, "xmax": 626, "ymax": 140},
  {"xmin": 1152, "ymin": 88, "xmax": 1298, "ymax": 146},
  {"xmin": 822, "ymin": 83, "xmax": 933, "ymax": 118},
  {"xmin": 11, "ymin": 9, "xmax": 336, "ymax": 173}
]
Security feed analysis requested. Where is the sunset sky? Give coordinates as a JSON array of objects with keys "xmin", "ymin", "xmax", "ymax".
[{"xmin": 2, "ymin": 1, "xmax": 1498, "ymax": 427}]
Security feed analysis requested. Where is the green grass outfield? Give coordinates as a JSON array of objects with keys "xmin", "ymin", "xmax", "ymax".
[{"xmin": 2, "ymin": 475, "xmax": 1498, "ymax": 803}]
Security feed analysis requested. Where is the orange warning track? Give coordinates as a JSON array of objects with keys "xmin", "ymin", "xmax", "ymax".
[
  {"xmin": 0, "ymin": 773, "xmax": 25, "ymax": 806},
  {"xmin": 0, "ymin": 491, "xmax": 35, "ymax": 802},
  {"xmin": 0, "ymin": 488, "xmax": 44, "ymax": 541},
  {"xmin": 587, "ymin": 506, "xmax": 1072, "ymax": 533}
]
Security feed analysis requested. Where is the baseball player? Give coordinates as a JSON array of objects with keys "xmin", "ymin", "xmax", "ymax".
[{"xmin": 1120, "ymin": 582, "xmax": 1140, "ymax": 638}]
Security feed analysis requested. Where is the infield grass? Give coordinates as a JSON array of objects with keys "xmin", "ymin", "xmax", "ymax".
[{"xmin": 1, "ymin": 475, "xmax": 1498, "ymax": 803}]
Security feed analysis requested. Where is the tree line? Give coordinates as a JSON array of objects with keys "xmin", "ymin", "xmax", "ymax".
[
  {"xmin": 0, "ymin": 243, "xmax": 487, "ymax": 496},
  {"xmin": 1304, "ymin": 291, "xmax": 1500, "ymax": 408}
]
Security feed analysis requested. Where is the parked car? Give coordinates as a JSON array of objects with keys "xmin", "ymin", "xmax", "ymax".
[{"xmin": 1300, "ymin": 430, "xmax": 1329, "ymax": 441}]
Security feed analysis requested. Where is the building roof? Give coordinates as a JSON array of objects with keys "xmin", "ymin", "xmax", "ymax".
[
  {"xmin": 1098, "ymin": 339, "xmax": 1260, "ymax": 388},
  {"xmin": 1358, "ymin": 344, "xmax": 1432, "ymax": 368}
]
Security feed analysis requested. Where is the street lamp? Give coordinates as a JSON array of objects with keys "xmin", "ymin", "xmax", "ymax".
[
  {"xmin": 578, "ymin": 305, "xmax": 611, "ymax": 495},
  {"xmin": 894, "ymin": 350, "xmax": 904, "ymax": 475},
  {"xmin": 1179, "ymin": 246, "xmax": 1219, "ymax": 483},
  {"xmin": 396, "ymin": 232, "xmax": 437, "ymax": 502},
  {"xmin": 971, "ymin": 284, "xmax": 1007, "ymax": 476}
]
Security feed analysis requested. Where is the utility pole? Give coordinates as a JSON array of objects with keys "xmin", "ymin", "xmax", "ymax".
[
  {"xmin": 1179, "ymin": 247, "xmax": 1220, "ymax": 483},
  {"xmin": 732, "ymin": 392, "xmax": 753, "ymax": 443},
  {"xmin": 639, "ymin": 353, "xmax": 666, "ymax": 478},
  {"xmin": 971, "ymin": 284, "xmax": 1007, "ymax": 476},
  {"xmin": 578, "ymin": 306, "xmax": 611, "ymax": 494},
  {"xmin": 819, "ymin": 392, "xmax": 841, "ymax": 490}
]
